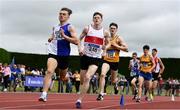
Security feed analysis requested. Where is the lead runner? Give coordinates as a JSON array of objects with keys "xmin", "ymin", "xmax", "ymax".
[{"xmin": 75, "ymin": 12, "xmax": 110, "ymax": 108}]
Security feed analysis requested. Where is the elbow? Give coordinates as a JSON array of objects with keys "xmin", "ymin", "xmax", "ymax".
[
  {"xmin": 74, "ymin": 39, "xmax": 79, "ymax": 45},
  {"xmin": 124, "ymin": 47, "xmax": 129, "ymax": 52}
]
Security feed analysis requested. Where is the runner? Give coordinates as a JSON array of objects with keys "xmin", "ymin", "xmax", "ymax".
[
  {"xmin": 151, "ymin": 48, "xmax": 165, "ymax": 99},
  {"xmin": 75, "ymin": 12, "xmax": 110, "ymax": 108},
  {"xmin": 97, "ymin": 22, "xmax": 128, "ymax": 101},
  {"xmin": 128, "ymin": 52, "xmax": 140, "ymax": 100},
  {"xmin": 136, "ymin": 45, "xmax": 155, "ymax": 102},
  {"xmin": 39, "ymin": 7, "xmax": 78, "ymax": 102}
]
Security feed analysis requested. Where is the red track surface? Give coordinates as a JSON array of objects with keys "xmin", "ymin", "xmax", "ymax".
[{"xmin": 0, "ymin": 92, "xmax": 179, "ymax": 109}]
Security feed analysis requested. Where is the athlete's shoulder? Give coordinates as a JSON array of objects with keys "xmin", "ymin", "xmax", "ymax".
[
  {"xmin": 67, "ymin": 24, "xmax": 75, "ymax": 30},
  {"xmin": 82, "ymin": 25, "xmax": 90, "ymax": 34},
  {"xmin": 103, "ymin": 29, "xmax": 110, "ymax": 38},
  {"xmin": 129, "ymin": 59, "xmax": 133, "ymax": 63},
  {"xmin": 140, "ymin": 55, "xmax": 144, "ymax": 58},
  {"xmin": 148, "ymin": 54, "xmax": 153, "ymax": 58}
]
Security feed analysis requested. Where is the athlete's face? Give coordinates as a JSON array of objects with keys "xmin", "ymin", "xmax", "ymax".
[
  {"xmin": 132, "ymin": 54, "xmax": 137, "ymax": 59},
  {"xmin": 143, "ymin": 49, "xmax": 149, "ymax": 55},
  {"xmin": 152, "ymin": 50, "xmax": 157, "ymax": 56},
  {"xmin": 59, "ymin": 10, "xmax": 69, "ymax": 22},
  {"xmin": 109, "ymin": 25, "xmax": 117, "ymax": 35},
  {"xmin": 93, "ymin": 15, "xmax": 102, "ymax": 25}
]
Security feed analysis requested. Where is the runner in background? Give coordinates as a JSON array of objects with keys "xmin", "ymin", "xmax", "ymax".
[{"xmin": 128, "ymin": 52, "xmax": 140, "ymax": 100}]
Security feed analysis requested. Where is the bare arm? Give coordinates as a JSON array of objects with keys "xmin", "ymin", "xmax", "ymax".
[
  {"xmin": 77, "ymin": 26, "xmax": 88, "ymax": 56},
  {"xmin": 103, "ymin": 30, "xmax": 111, "ymax": 50},
  {"xmin": 159, "ymin": 58, "xmax": 165, "ymax": 74},
  {"xmin": 60, "ymin": 25, "xmax": 78, "ymax": 45},
  {"xmin": 150, "ymin": 56, "xmax": 156, "ymax": 72},
  {"xmin": 48, "ymin": 27, "xmax": 55, "ymax": 42},
  {"xmin": 101, "ymin": 30, "xmax": 111, "ymax": 56},
  {"xmin": 111, "ymin": 36, "xmax": 128, "ymax": 52}
]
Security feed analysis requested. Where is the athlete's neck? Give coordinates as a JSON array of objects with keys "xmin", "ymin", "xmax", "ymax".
[
  {"xmin": 92, "ymin": 24, "xmax": 102, "ymax": 30},
  {"xmin": 144, "ymin": 53, "xmax": 149, "ymax": 56},
  {"xmin": 60, "ymin": 21, "xmax": 68, "ymax": 26},
  {"xmin": 111, "ymin": 33, "xmax": 117, "ymax": 38},
  {"xmin": 152, "ymin": 54, "xmax": 157, "ymax": 57}
]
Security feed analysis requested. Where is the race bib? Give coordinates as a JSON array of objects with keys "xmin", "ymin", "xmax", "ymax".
[
  {"xmin": 106, "ymin": 50, "xmax": 115, "ymax": 58},
  {"xmin": 142, "ymin": 62, "xmax": 148, "ymax": 67},
  {"xmin": 87, "ymin": 44, "xmax": 100, "ymax": 53},
  {"xmin": 54, "ymin": 31, "xmax": 64, "ymax": 40}
]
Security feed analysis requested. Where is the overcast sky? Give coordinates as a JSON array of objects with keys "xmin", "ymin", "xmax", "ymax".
[{"xmin": 0, "ymin": 0, "xmax": 180, "ymax": 58}]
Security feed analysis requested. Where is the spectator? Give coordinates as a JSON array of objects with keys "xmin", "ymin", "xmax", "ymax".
[
  {"xmin": 9, "ymin": 64, "xmax": 18, "ymax": 92},
  {"xmin": 157, "ymin": 77, "xmax": 164, "ymax": 96},
  {"xmin": 165, "ymin": 78, "xmax": 171, "ymax": 96},
  {"xmin": 89, "ymin": 73, "xmax": 99, "ymax": 94},
  {"xmin": 65, "ymin": 70, "xmax": 73, "ymax": 93},
  {"xmin": 16, "ymin": 64, "xmax": 22, "ymax": 88},
  {"xmin": 0, "ymin": 63, "xmax": 3, "ymax": 86},
  {"xmin": 73, "ymin": 70, "xmax": 80, "ymax": 93},
  {"xmin": 20, "ymin": 65, "xmax": 26, "ymax": 86},
  {"xmin": 31, "ymin": 69, "xmax": 40, "ymax": 76},
  {"xmin": 2, "ymin": 63, "xmax": 11, "ymax": 92}
]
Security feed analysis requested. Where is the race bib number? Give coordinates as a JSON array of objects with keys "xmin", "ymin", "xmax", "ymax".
[
  {"xmin": 106, "ymin": 50, "xmax": 115, "ymax": 58},
  {"xmin": 142, "ymin": 62, "xmax": 148, "ymax": 67},
  {"xmin": 87, "ymin": 44, "xmax": 100, "ymax": 53},
  {"xmin": 54, "ymin": 31, "xmax": 64, "ymax": 40}
]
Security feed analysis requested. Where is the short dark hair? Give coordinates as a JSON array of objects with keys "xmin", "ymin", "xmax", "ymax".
[
  {"xmin": 132, "ymin": 52, "xmax": 137, "ymax": 56},
  {"xmin": 109, "ymin": 22, "xmax": 118, "ymax": 28},
  {"xmin": 93, "ymin": 12, "xmax": 103, "ymax": 18},
  {"xmin": 152, "ymin": 48, "xmax": 157, "ymax": 52},
  {"xmin": 143, "ymin": 45, "xmax": 150, "ymax": 50},
  {"xmin": 61, "ymin": 7, "xmax": 72, "ymax": 15}
]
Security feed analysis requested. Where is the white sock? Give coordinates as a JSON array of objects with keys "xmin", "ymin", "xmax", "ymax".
[
  {"xmin": 77, "ymin": 99, "xmax": 81, "ymax": 103},
  {"xmin": 42, "ymin": 91, "xmax": 47, "ymax": 96}
]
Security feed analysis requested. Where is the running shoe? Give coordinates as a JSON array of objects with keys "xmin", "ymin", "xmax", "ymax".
[
  {"xmin": 145, "ymin": 96, "xmax": 148, "ymax": 101},
  {"xmin": 76, "ymin": 101, "xmax": 81, "ymax": 109},
  {"xmin": 96, "ymin": 94, "xmax": 104, "ymax": 101},
  {"xmin": 136, "ymin": 98, "xmax": 141, "ymax": 103},
  {"xmin": 39, "ymin": 93, "xmax": 47, "ymax": 102},
  {"xmin": 171, "ymin": 94, "xmax": 175, "ymax": 101},
  {"xmin": 149, "ymin": 93, "xmax": 154, "ymax": 101}
]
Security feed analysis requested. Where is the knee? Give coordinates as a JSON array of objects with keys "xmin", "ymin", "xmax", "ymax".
[
  {"xmin": 47, "ymin": 69, "xmax": 54, "ymax": 75},
  {"xmin": 84, "ymin": 74, "xmax": 91, "ymax": 82},
  {"xmin": 138, "ymin": 83, "xmax": 143, "ymax": 88},
  {"xmin": 111, "ymin": 79, "xmax": 117, "ymax": 84},
  {"xmin": 131, "ymin": 81, "xmax": 135, "ymax": 86},
  {"xmin": 100, "ymin": 74, "xmax": 105, "ymax": 79},
  {"xmin": 46, "ymin": 69, "xmax": 54, "ymax": 77}
]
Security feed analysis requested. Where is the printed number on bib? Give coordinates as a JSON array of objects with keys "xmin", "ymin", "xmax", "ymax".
[
  {"xmin": 88, "ymin": 44, "xmax": 100, "ymax": 53},
  {"xmin": 142, "ymin": 62, "xmax": 148, "ymax": 67},
  {"xmin": 107, "ymin": 50, "xmax": 115, "ymax": 58},
  {"xmin": 55, "ymin": 31, "xmax": 64, "ymax": 40}
]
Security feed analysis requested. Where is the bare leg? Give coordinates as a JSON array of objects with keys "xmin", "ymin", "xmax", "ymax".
[
  {"xmin": 111, "ymin": 70, "xmax": 118, "ymax": 84},
  {"xmin": 131, "ymin": 78, "xmax": 137, "ymax": 95},
  {"xmin": 99, "ymin": 63, "xmax": 110, "ymax": 94},
  {"xmin": 147, "ymin": 80, "xmax": 153, "ymax": 100},
  {"xmin": 152, "ymin": 80, "xmax": 158, "ymax": 96},
  {"xmin": 77, "ymin": 65, "xmax": 98, "ymax": 101},
  {"xmin": 79, "ymin": 70, "xmax": 87, "ymax": 93},
  {"xmin": 138, "ymin": 76, "xmax": 144, "ymax": 99},
  {"xmin": 43, "ymin": 58, "xmax": 57, "ymax": 92}
]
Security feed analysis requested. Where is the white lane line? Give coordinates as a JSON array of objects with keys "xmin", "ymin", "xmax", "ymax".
[
  {"xmin": 93, "ymin": 100, "xmax": 179, "ymax": 109},
  {"xmin": 1, "ymin": 100, "xmax": 105, "ymax": 109}
]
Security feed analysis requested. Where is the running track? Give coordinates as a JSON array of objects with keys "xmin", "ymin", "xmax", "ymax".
[{"xmin": 0, "ymin": 92, "xmax": 179, "ymax": 109}]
